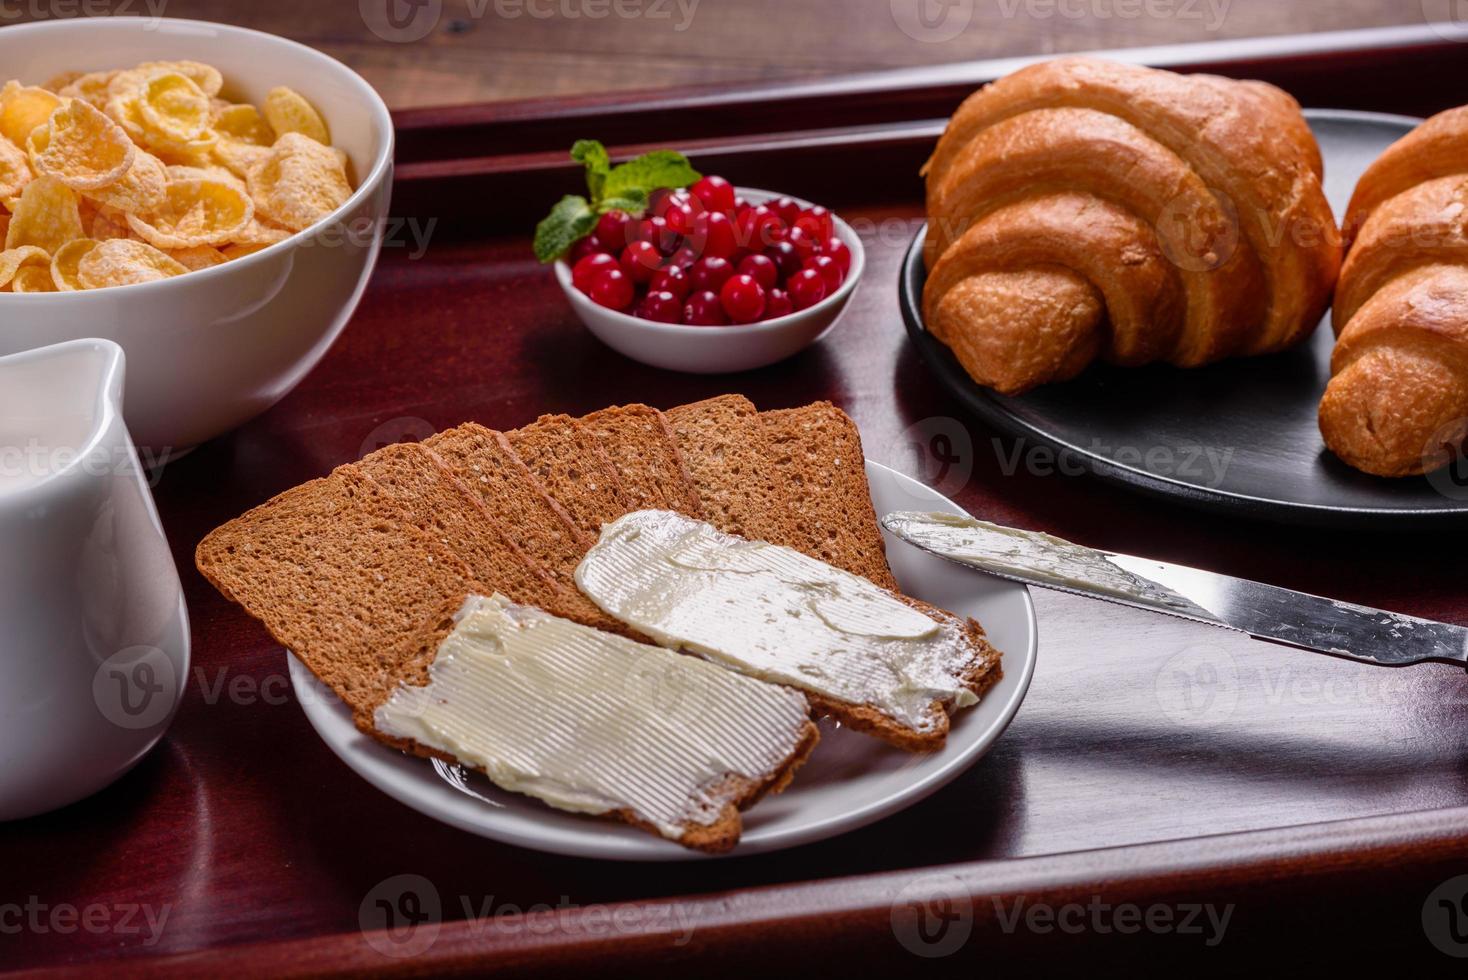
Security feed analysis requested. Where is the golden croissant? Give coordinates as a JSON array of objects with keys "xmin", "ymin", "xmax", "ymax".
[
  {"xmin": 922, "ymin": 57, "xmax": 1341, "ymax": 395},
  {"xmin": 1319, "ymin": 105, "xmax": 1468, "ymax": 477}
]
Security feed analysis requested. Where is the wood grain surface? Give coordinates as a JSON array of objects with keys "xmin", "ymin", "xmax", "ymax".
[
  {"xmin": 7, "ymin": 194, "xmax": 1468, "ymax": 975},
  {"xmin": 0, "ymin": 0, "xmax": 1437, "ymax": 106},
  {"xmin": 5, "ymin": 18, "xmax": 1468, "ymax": 978}
]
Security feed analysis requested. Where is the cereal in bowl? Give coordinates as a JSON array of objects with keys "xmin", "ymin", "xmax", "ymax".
[{"xmin": 0, "ymin": 61, "xmax": 355, "ymax": 292}]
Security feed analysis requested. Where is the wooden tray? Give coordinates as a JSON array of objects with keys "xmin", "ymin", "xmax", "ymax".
[{"xmin": 8, "ymin": 25, "xmax": 1468, "ymax": 976}]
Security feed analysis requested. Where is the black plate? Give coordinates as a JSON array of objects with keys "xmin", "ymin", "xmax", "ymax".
[{"xmin": 900, "ymin": 109, "xmax": 1468, "ymax": 528}]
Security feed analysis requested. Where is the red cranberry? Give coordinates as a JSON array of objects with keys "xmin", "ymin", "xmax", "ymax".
[
  {"xmin": 666, "ymin": 245, "xmax": 700, "ymax": 270},
  {"xmin": 620, "ymin": 241, "xmax": 662, "ymax": 284},
  {"xmin": 769, "ymin": 197, "xmax": 801, "ymax": 226},
  {"xmin": 648, "ymin": 187, "xmax": 678, "ymax": 218},
  {"xmin": 795, "ymin": 206, "xmax": 834, "ymax": 241},
  {"xmin": 682, "ymin": 290, "xmax": 728, "ymax": 326},
  {"xmin": 737, "ymin": 253, "xmax": 778, "ymax": 290},
  {"xmin": 665, "ymin": 199, "xmax": 699, "ymax": 236},
  {"xmin": 595, "ymin": 210, "xmax": 630, "ymax": 251},
  {"xmin": 787, "ymin": 267, "xmax": 827, "ymax": 310},
  {"xmin": 765, "ymin": 240, "xmax": 803, "ymax": 279},
  {"xmin": 690, "ymin": 175, "xmax": 736, "ymax": 214},
  {"xmin": 590, "ymin": 268, "xmax": 634, "ymax": 311},
  {"xmin": 765, "ymin": 288, "xmax": 793, "ymax": 320},
  {"xmin": 823, "ymin": 236, "xmax": 852, "ymax": 273},
  {"xmin": 720, "ymin": 274, "xmax": 766, "ymax": 324},
  {"xmin": 689, "ymin": 210, "xmax": 738, "ymax": 261},
  {"xmin": 805, "ymin": 254, "xmax": 844, "ymax": 292},
  {"xmin": 649, "ymin": 266, "xmax": 691, "ymax": 301},
  {"xmin": 572, "ymin": 252, "xmax": 618, "ymax": 294},
  {"xmin": 568, "ymin": 235, "xmax": 608, "ymax": 264},
  {"xmin": 633, "ymin": 216, "xmax": 677, "ymax": 255},
  {"xmin": 785, "ymin": 225, "xmax": 818, "ymax": 262},
  {"xmin": 736, "ymin": 205, "xmax": 784, "ymax": 251},
  {"xmin": 689, "ymin": 256, "xmax": 735, "ymax": 293},
  {"xmin": 636, "ymin": 289, "xmax": 682, "ymax": 323}
]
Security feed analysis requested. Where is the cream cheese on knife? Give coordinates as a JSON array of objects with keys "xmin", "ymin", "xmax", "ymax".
[
  {"xmin": 575, "ymin": 510, "xmax": 980, "ymax": 733},
  {"xmin": 373, "ymin": 594, "xmax": 812, "ymax": 840}
]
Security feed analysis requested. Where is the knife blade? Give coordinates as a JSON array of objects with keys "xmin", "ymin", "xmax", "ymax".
[{"xmin": 881, "ymin": 511, "xmax": 1468, "ymax": 670}]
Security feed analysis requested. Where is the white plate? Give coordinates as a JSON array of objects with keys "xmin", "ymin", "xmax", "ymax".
[{"xmin": 288, "ymin": 461, "xmax": 1037, "ymax": 860}]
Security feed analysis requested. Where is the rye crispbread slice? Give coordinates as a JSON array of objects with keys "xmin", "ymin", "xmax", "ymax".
[
  {"xmin": 423, "ymin": 422, "xmax": 624, "ymax": 632},
  {"xmin": 354, "ymin": 442, "xmax": 569, "ymax": 615},
  {"xmin": 760, "ymin": 402, "xmax": 901, "ymax": 591},
  {"xmin": 504, "ymin": 413, "xmax": 629, "ymax": 537},
  {"xmin": 757, "ymin": 402, "xmax": 1002, "ymax": 750},
  {"xmin": 665, "ymin": 394, "xmax": 803, "ymax": 545},
  {"xmin": 194, "ymin": 469, "xmax": 479, "ymax": 721},
  {"xmin": 579, "ymin": 404, "xmax": 703, "ymax": 517}
]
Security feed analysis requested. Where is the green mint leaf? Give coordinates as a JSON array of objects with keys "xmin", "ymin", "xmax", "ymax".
[
  {"xmin": 602, "ymin": 150, "xmax": 701, "ymax": 202},
  {"xmin": 571, "ymin": 140, "xmax": 611, "ymax": 200},
  {"xmin": 533, "ymin": 194, "xmax": 597, "ymax": 263},
  {"xmin": 598, "ymin": 188, "xmax": 648, "ymax": 216}
]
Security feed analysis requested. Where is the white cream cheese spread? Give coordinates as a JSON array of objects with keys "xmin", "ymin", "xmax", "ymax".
[
  {"xmin": 373, "ymin": 594, "xmax": 812, "ymax": 840},
  {"xmin": 574, "ymin": 510, "xmax": 981, "ymax": 733}
]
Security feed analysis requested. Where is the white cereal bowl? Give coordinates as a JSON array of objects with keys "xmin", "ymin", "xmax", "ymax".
[
  {"xmin": 0, "ymin": 18, "xmax": 395, "ymax": 456},
  {"xmin": 555, "ymin": 188, "xmax": 865, "ymax": 374}
]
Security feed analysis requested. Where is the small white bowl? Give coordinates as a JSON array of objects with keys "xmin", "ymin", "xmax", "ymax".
[
  {"xmin": 555, "ymin": 187, "xmax": 864, "ymax": 374},
  {"xmin": 0, "ymin": 18, "xmax": 395, "ymax": 455}
]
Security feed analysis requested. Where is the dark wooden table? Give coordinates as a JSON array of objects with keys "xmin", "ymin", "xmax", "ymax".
[
  {"xmin": 6, "ymin": 23, "xmax": 1468, "ymax": 978},
  {"xmin": 0, "ymin": 0, "xmax": 1434, "ymax": 107}
]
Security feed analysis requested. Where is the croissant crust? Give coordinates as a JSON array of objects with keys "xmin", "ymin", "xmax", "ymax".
[{"xmin": 922, "ymin": 57, "xmax": 1340, "ymax": 396}]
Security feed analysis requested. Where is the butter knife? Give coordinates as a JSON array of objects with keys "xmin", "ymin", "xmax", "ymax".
[{"xmin": 881, "ymin": 511, "xmax": 1468, "ymax": 670}]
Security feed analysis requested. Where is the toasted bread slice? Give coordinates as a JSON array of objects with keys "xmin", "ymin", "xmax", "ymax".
[
  {"xmin": 354, "ymin": 442, "xmax": 570, "ymax": 615},
  {"xmin": 194, "ymin": 469, "xmax": 479, "ymax": 721},
  {"xmin": 424, "ymin": 423, "xmax": 623, "ymax": 632},
  {"xmin": 665, "ymin": 394, "xmax": 804, "ymax": 545},
  {"xmin": 504, "ymin": 413, "xmax": 629, "ymax": 537},
  {"xmin": 580, "ymin": 404, "xmax": 703, "ymax": 517},
  {"xmin": 761, "ymin": 402, "xmax": 901, "ymax": 591}
]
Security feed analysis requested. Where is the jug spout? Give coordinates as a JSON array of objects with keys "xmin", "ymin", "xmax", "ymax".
[{"xmin": 0, "ymin": 339, "xmax": 126, "ymax": 497}]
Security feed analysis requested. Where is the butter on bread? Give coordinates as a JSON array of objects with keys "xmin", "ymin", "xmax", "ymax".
[{"xmin": 194, "ymin": 470, "xmax": 817, "ymax": 853}]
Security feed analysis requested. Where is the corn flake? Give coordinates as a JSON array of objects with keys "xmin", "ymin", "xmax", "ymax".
[
  {"xmin": 5, "ymin": 176, "xmax": 83, "ymax": 253},
  {"xmin": 247, "ymin": 132, "xmax": 350, "ymax": 232},
  {"xmin": 0, "ymin": 82, "xmax": 63, "ymax": 149},
  {"xmin": 135, "ymin": 61, "xmax": 223, "ymax": 99},
  {"xmin": 166, "ymin": 243, "xmax": 228, "ymax": 271},
  {"xmin": 32, "ymin": 100, "xmax": 135, "ymax": 190},
  {"xmin": 0, "ymin": 134, "xmax": 32, "ymax": 198},
  {"xmin": 126, "ymin": 175, "xmax": 253, "ymax": 248},
  {"xmin": 58, "ymin": 71, "xmax": 117, "ymax": 109},
  {"xmin": 263, "ymin": 87, "xmax": 328, "ymax": 145},
  {"xmin": 50, "ymin": 237, "xmax": 98, "ymax": 290},
  {"xmin": 139, "ymin": 72, "xmax": 211, "ymax": 144},
  {"xmin": 77, "ymin": 238, "xmax": 187, "ymax": 289},
  {"xmin": 0, "ymin": 244, "xmax": 48, "ymax": 288},
  {"xmin": 12, "ymin": 263, "xmax": 56, "ymax": 292},
  {"xmin": 214, "ymin": 103, "xmax": 274, "ymax": 146},
  {"xmin": 84, "ymin": 149, "xmax": 167, "ymax": 213}
]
